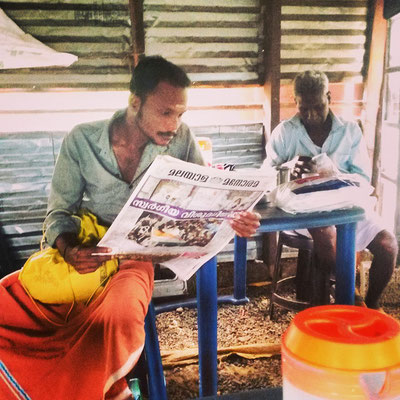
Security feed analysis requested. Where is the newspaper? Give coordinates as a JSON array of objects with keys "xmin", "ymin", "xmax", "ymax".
[{"xmin": 97, "ymin": 155, "xmax": 275, "ymax": 281}]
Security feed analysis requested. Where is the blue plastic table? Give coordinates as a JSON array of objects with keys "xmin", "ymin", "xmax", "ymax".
[
  {"xmin": 145, "ymin": 205, "xmax": 365, "ymax": 399},
  {"xmin": 196, "ymin": 205, "xmax": 365, "ymax": 397}
]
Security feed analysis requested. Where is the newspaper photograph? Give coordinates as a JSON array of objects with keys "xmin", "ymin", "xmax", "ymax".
[{"xmin": 97, "ymin": 155, "xmax": 275, "ymax": 280}]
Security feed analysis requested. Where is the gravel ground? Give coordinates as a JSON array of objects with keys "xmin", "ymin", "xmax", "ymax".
[{"xmin": 155, "ymin": 261, "xmax": 400, "ymax": 399}]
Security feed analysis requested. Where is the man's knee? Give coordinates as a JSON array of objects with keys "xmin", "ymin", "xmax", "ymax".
[
  {"xmin": 308, "ymin": 226, "xmax": 336, "ymax": 253},
  {"xmin": 308, "ymin": 226, "xmax": 336, "ymax": 237},
  {"xmin": 103, "ymin": 286, "xmax": 150, "ymax": 332},
  {"xmin": 102, "ymin": 268, "xmax": 154, "ymax": 325},
  {"xmin": 368, "ymin": 230, "xmax": 398, "ymax": 263}
]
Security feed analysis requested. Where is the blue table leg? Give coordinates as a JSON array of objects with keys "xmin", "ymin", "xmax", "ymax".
[
  {"xmin": 335, "ymin": 222, "xmax": 357, "ymax": 305},
  {"xmin": 233, "ymin": 235, "xmax": 249, "ymax": 302},
  {"xmin": 154, "ymin": 236, "xmax": 249, "ymax": 314},
  {"xmin": 144, "ymin": 302, "xmax": 168, "ymax": 400},
  {"xmin": 197, "ymin": 257, "xmax": 218, "ymax": 397}
]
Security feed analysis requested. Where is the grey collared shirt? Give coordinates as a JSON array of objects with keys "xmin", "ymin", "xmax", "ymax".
[{"xmin": 44, "ymin": 109, "xmax": 205, "ymax": 246}]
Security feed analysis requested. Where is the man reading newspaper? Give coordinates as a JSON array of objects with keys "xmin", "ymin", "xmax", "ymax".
[
  {"xmin": 0, "ymin": 56, "xmax": 260, "ymax": 400},
  {"xmin": 96, "ymin": 154, "xmax": 271, "ymax": 281}
]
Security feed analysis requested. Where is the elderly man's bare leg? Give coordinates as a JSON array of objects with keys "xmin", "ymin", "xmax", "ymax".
[
  {"xmin": 308, "ymin": 226, "xmax": 336, "ymax": 304},
  {"xmin": 365, "ymin": 230, "xmax": 398, "ymax": 309}
]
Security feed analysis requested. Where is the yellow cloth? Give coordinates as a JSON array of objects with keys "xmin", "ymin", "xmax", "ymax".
[{"xmin": 19, "ymin": 211, "xmax": 119, "ymax": 304}]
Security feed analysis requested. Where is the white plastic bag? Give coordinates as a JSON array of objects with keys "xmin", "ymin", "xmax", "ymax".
[
  {"xmin": 311, "ymin": 153, "xmax": 340, "ymax": 176},
  {"xmin": 270, "ymin": 174, "xmax": 375, "ymax": 214}
]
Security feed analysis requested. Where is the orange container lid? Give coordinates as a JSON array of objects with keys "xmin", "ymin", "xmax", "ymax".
[{"xmin": 283, "ymin": 305, "xmax": 400, "ymax": 371}]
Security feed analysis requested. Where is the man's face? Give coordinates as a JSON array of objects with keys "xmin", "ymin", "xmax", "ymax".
[
  {"xmin": 134, "ymin": 81, "xmax": 188, "ymax": 146},
  {"xmin": 295, "ymin": 91, "xmax": 330, "ymax": 129}
]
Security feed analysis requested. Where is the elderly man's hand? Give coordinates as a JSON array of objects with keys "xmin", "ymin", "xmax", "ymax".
[
  {"xmin": 291, "ymin": 156, "xmax": 314, "ymax": 179},
  {"xmin": 230, "ymin": 211, "xmax": 260, "ymax": 237}
]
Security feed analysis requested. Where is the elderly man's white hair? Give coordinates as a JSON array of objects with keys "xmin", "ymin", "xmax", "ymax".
[{"xmin": 293, "ymin": 70, "xmax": 329, "ymax": 97}]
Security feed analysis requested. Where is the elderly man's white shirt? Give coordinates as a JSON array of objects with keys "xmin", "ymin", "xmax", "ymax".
[{"xmin": 263, "ymin": 112, "xmax": 371, "ymax": 182}]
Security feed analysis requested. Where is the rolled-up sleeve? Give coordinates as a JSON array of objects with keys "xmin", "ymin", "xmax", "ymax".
[{"xmin": 264, "ymin": 123, "xmax": 291, "ymax": 167}]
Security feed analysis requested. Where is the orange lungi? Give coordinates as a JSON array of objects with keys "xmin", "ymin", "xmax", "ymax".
[{"xmin": 0, "ymin": 261, "xmax": 154, "ymax": 400}]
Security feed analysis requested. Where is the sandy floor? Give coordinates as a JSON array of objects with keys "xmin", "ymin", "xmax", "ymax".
[{"xmin": 155, "ymin": 261, "xmax": 400, "ymax": 399}]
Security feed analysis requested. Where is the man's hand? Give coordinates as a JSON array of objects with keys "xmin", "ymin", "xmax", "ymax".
[
  {"xmin": 230, "ymin": 211, "xmax": 260, "ymax": 237},
  {"xmin": 55, "ymin": 232, "xmax": 114, "ymax": 274},
  {"xmin": 63, "ymin": 245, "xmax": 114, "ymax": 274},
  {"xmin": 291, "ymin": 156, "xmax": 314, "ymax": 179}
]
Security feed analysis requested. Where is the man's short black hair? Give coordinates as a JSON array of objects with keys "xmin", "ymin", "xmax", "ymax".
[{"xmin": 129, "ymin": 56, "xmax": 191, "ymax": 100}]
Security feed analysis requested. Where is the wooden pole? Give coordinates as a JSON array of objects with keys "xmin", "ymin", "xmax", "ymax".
[
  {"xmin": 371, "ymin": 70, "xmax": 386, "ymax": 195},
  {"xmin": 261, "ymin": 0, "xmax": 281, "ymax": 278},
  {"xmin": 363, "ymin": 0, "xmax": 388, "ymax": 195},
  {"xmin": 129, "ymin": 0, "xmax": 145, "ymax": 67}
]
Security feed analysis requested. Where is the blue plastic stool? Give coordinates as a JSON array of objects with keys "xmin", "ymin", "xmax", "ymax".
[{"xmin": 268, "ymin": 231, "xmax": 314, "ymax": 320}]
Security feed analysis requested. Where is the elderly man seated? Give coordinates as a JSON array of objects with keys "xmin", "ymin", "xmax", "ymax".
[{"xmin": 263, "ymin": 70, "xmax": 398, "ymax": 310}]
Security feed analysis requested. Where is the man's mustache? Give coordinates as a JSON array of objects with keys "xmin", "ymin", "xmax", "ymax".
[{"xmin": 158, "ymin": 131, "xmax": 176, "ymax": 136}]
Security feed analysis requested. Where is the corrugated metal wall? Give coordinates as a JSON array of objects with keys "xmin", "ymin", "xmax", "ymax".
[
  {"xmin": 143, "ymin": 0, "xmax": 265, "ymax": 85},
  {"xmin": 191, "ymin": 124, "xmax": 264, "ymax": 168},
  {"xmin": 0, "ymin": 0, "xmax": 371, "ymax": 88},
  {"xmin": 0, "ymin": 0, "xmax": 133, "ymax": 89},
  {"xmin": 280, "ymin": 0, "xmax": 369, "ymax": 84},
  {"xmin": 0, "ymin": 131, "xmax": 63, "ymax": 274}
]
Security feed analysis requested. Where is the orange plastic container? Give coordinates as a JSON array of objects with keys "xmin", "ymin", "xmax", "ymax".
[{"xmin": 282, "ymin": 305, "xmax": 400, "ymax": 399}]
